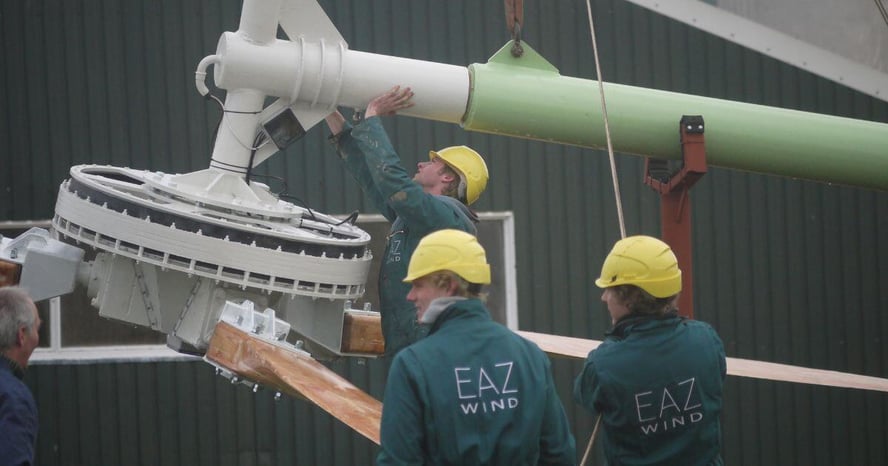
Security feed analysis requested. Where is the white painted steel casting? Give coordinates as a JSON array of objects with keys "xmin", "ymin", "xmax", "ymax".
[
  {"xmin": 198, "ymin": 0, "xmax": 470, "ymax": 171},
  {"xmin": 53, "ymin": 165, "xmax": 372, "ymax": 297},
  {"xmin": 51, "ymin": 163, "xmax": 374, "ymax": 354}
]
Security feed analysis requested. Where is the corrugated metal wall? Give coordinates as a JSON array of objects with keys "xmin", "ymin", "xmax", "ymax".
[
  {"xmin": 28, "ymin": 359, "xmax": 382, "ymax": 465},
  {"xmin": 3, "ymin": 0, "xmax": 887, "ymax": 464}
]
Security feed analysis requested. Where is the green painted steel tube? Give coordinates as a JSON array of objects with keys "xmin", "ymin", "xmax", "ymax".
[{"xmin": 465, "ymin": 42, "xmax": 888, "ymax": 191}]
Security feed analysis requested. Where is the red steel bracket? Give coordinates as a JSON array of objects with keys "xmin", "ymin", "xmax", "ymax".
[{"xmin": 644, "ymin": 115, "xmax": 707, "ymax": 318}]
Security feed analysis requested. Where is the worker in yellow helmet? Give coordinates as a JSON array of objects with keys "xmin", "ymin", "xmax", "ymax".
[
  {"xmin": 325, "ymin": 86, "xmax": 489, "ymax": 357},
  {"xmin": 574, "ymin": 235, "xmax": 726, "ymax": 466},
  {"xmin": 377, "ymin": 230, "xmax": 576, "ymax": 465}
]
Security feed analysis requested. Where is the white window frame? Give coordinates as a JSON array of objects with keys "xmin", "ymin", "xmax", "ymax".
[{"xmin": 356, "ymin": 211, "xmax": 518, "ymax": 330}]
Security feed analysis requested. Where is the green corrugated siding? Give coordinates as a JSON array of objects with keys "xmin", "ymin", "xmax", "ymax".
[
  {"xmin": 27, "ymin": 360, "xmax": 381, "ymax": 465},
  {"xmin": 4, "ymin": 0, "xmax": 888, "ymax": 464}
]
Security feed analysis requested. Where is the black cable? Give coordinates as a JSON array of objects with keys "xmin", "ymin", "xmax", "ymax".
[
  {"xmin": 204, "ymin": 92, "xmax": 263, "ymax": 162},
  {"xmin": 250, "ymin": 176, "xmax": 357, "ymax": 227},
  {"xmin": 244, "ymin": 132, "xmax": 266, "ymax": 186},
  {"xmin": 278, "ymin": 193, "xmax": 319, "ymax": 221},
  {"xmin": 335, "ymin": 210, "xmax": 360, "ymax": 226},
  {"xmin": 210, "ymin": 93, "xmax": 263, "ymax": 115},
  {"xmin": 247, "ymin": 172, "xmax": 288, "ymax": 194},
  {"xmin": 201, "ymin": 91, "xmax": 352, "ymax": 228},
  {"xmin": 206, "ymin": 95, "xmax": 225, "ymax": 157}
]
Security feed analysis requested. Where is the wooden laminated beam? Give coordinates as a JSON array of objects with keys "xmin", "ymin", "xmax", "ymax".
[
  {"xmin": 206, "ymin": 321, "xmax": 383, "ymax": 444},
  {"xmin": 205, "ymin": 319, "xmax": 888, "ymax": 451},
  {"xmin": 517, "ymin": 330, "xmax": 888, "ymax": 393}
]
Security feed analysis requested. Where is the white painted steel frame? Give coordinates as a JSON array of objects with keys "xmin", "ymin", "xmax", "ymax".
[{"xmin": 626, "ymin": 0, "xmax": 888, "ymax": 101}]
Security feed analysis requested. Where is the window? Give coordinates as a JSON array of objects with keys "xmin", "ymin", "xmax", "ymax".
[
  {"xmin": 354, "ymin": 212, "xmax": 517, "ymax": 328},
  {"xmin": 2, "ymin": 213, "xmax": 517, "ymax": 363}
]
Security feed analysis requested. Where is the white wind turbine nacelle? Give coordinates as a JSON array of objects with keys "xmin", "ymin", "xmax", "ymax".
[{"xmin": 48, "ymin": 0, "xmax": 444, "ymax": 360}]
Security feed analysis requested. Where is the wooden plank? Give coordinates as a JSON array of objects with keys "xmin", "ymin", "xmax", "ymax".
[
  {"xmin": 205, "ymin": 321, "xmax": 382, "ymax": 444},
  {"xmin": 341, "ymin": 312, "xmax": 385, "ymax": 355},
  {"xmin": 516, "ymin": 330, "xmax": 601, "ymax": 359},
  {"xmin": 724, "ymin": 358, "xmax": 888, "ymax": 393},
  {"xmin": 517, "ymin": 330, "xmax": 888, "ymax": 393}
]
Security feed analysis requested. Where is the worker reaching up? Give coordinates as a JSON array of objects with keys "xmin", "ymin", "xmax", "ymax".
[
  {"xmin": 325, "ymin": 86, "xmax": 489, "ymax": 356},
  {"xmin": 377, "ymin": 229, "xmax": 576, "ymax": 465},
  {"xmin": 574, "ymin": 235, "xmax": 726, "ymax": 465}
]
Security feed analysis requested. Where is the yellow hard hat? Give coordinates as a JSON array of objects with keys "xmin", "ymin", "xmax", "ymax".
[
  {"xmin": 430, "ymin": 146, "xmax": 489, "ymax": 205},
  {"xmin": 595, "ymin": 235, "xmax": 682, "ymax": 298},
  {"xmin": 403, "ymin": 229, "xmax": 491, "ymax": 284}
]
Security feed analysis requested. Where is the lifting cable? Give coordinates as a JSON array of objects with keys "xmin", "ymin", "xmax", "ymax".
[
  {"xmin": 584, "ymin": 0, "xmax": 627, "ymax": 241},
  {"xmin": 579, "ymin": 1, "xmax": 625, "ymax": 464},
  {"xmin": 504, "ymin": 2, "xmax": 623, "ymax": 462},
  {"xmin": 504, "ymin": 0, "xmax": 525, "ymax": 57},
  {"xmin": 580, "ymin": 415, "xmax": 602, "ymax": 466},
  {"xmin": 504, "ymin": 0, "xmax": 624, "ymax": 238}
]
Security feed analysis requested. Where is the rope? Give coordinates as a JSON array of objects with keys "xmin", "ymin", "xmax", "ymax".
[
  {"xmin": 580, "ymin": 414, "xmax": 602, "ymax": 466},
  {"xmin": 579, "ymin": 1, "xmax": 622, "ymax": 463},
  {"xmin": 584, "ymin": 0, "xmax": 626, "ymax": 240}
]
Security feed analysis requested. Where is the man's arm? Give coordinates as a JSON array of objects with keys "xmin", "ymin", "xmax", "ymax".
[
  {"xmin": 325, "ymin": 85, "xmax": 413, "ymax": 135},
  {"xmin": 573, "ymin": 355, "xmax": 601, "ymax": 411},
  {"xmin": 0, "ymin": 393, "xmax": 38, "ymax": 465},
  {"xmin": 325, "ymin": 87, "xmax": 416, "ymax": 223},
  {"xmin": 356, "ymin": 87, "xmax": 476, "ymax": 232}
]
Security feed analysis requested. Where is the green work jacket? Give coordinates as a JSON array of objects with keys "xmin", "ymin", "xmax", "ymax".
[
  {"xmin": 331, "ymin": 117, "xmax": 477, "ymax": 356},
  {"xmin": 377, "ymin": 299, "xmax": 577, "ymax": 466},
  {"xmin": 574, "ymin": 313, "xmax": 726, "ymax": 466}
]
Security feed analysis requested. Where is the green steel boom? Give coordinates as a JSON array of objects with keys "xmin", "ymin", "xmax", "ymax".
[{"xmin": 464, "ymin": 43, "xmax": 888, "ymax": 191}]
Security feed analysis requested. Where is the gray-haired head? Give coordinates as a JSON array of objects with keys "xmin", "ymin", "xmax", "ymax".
[{"xmin": 0, "ymin": 287, "xmax": 37, "ymax": 351}]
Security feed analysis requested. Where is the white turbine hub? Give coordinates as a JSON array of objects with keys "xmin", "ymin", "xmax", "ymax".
[{"xmin": 53, "ymin": 165, "xmax": 372, "ymax": 299}]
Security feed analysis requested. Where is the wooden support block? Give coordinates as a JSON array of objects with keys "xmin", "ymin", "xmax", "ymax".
[
  {"xmin": 206, "ymin": 321, "xmax": 383, "ymax": 444},
  {"xmin": 341, "ymin": 312, "xmax": 384, "ymax": 355}
]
